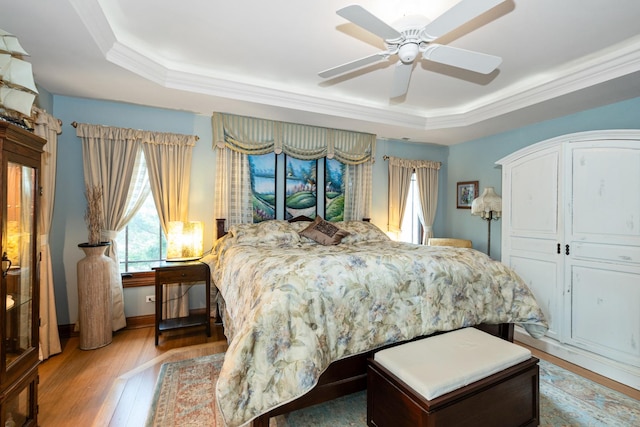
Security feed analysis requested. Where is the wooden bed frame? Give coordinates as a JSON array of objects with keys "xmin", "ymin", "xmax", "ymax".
[{"xmin": 213, "ymin": 217, "xmax": 515, "ymax": 427}]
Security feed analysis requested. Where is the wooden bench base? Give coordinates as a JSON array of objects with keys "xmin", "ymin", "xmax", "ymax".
[{"xmin": 367, "ymin": 357, "xmax": 540, "ymax": 427}]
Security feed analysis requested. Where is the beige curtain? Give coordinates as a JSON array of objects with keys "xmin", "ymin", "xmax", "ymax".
[
  {"xmin": 142, "ymin": 132, "xmax": 196, "ymax": 318},
  {"xmin": 387, "ymin": 156, "xmax": 440, "ymax": 240},
  {"xmin": 414, "ymin": 161, "xmax": 441, "ymax": 242},
  {"xmin": 387, "ymin": 157, "xmax": 415, "ymax": 234},
  {"xmin": 76, "ymin": 124, "xmax": 143, "ymax": 331},
  {"xmin": 33, "ymin": 108, "xmax": 62, "ymax": 360},
  {"xmin": 212, "ymin": 112, "xmax": 375, "ymax": 227}
]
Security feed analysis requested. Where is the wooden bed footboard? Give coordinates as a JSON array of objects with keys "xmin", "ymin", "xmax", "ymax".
[{"xmin": 250, "ymin": 323, "xmax": 514, "ymax": 427}]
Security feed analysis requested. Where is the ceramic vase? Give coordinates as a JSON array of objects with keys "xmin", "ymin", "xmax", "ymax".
[{"xmin": 77, "ymin": 243, "xmax": 115, "ymax": 350}]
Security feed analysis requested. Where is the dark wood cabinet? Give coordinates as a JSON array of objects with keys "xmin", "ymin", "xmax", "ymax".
[
  {"xmin": 152, "ymin": 261, "xmax": 211, "ymax": 345},
  {"xmin": 1, "ymin": 122, "xmax": 44, "ymax": 426}
]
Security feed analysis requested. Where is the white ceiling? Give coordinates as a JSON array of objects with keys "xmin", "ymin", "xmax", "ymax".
[{"xmin": 2, "ymin": 0, "xmax": 640, "ymax": 145}]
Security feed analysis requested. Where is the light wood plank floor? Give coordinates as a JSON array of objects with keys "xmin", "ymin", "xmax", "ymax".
[{"xmin": 37, "ymin": 324, "xmax": 639, "ymax": 426}]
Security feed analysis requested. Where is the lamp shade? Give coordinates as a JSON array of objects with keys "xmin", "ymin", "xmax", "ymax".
[
  {"xmin": 471, "ymin": 187, "xmax": 502, "ymax": 219},
  {"xmin": 166, "ymin": 221, "xmax": 204, "ymax": 261}
]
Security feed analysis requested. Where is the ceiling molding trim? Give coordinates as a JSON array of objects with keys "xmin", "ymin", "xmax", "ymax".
[
  {"xmin": 425, "ymin": 36, "xmax": 640, "ymax": 129},
  {"xmin": 73, "ymin": 2, "xmax": 640, "ymax": 135},
  {"xmin": 68, "ymin": 0, "xmax": 116, "ymax": 55},
  {"xmin": 105, "ymin": 40, "xmax": 431, "ymax": 130}
]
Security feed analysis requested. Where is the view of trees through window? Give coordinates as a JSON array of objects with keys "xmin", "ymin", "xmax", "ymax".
[
  {"xmin": 116, "ymin": 192, "xmax": 166, "ymax": 272},
  {"xmin": 400, "ymin": 173, "xmax": 422, "ymax": 244}
]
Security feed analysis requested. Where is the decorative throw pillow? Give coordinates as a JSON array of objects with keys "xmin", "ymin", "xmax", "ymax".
[{"xmin": 300, "ymin": 216, "xmax": 350, "ymax": 245}]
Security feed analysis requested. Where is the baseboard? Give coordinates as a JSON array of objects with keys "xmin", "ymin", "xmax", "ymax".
[
  {"xmin": 57, "ymin": 309, "xmax": 209, "ymax": 338},
  {"xmin": 515, "ymin": 326, "xmax": 640, "ymax": 390}
]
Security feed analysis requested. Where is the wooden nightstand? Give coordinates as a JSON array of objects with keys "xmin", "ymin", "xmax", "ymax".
[{"xmin": 152, "ymin": 261, "xmax": 211, "ymax": 345}]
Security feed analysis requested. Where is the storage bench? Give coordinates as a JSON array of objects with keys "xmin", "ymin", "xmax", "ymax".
[{"xmin": 367, "ymin": 327, "xmax": 539, "ymax": 427}]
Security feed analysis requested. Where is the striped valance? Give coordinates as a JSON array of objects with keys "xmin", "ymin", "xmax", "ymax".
[{"xmin": 212, "ymin": 112, "xmax": 376, "ymax": 165}]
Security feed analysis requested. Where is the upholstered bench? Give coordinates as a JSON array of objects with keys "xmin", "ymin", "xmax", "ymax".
[{"xmin": 367, "ymin": 327, "xmax": 539, "ymax": 427}]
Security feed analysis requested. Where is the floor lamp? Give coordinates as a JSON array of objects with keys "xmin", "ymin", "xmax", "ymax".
[{"xmin": 471, "ymin": 187, "xmax": 502, "ymax": 257}]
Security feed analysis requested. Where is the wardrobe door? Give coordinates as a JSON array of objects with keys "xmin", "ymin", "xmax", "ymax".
[
  {"xmin": 501, "ymin": 146, "xmax": 564, "ymax": 340},
  {"xmin": 565, "ymin": 141, "xmax": 640, "ymax": 367}
]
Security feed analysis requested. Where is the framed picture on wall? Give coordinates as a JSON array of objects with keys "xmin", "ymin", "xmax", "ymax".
[{"xmin": 456, "ymin": 181, "xmax": 478, "ymax": 209}]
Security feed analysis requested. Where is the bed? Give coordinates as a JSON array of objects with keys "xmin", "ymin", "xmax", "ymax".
[{"xmin": 202, "ymin": 217, "xmax": 548, "ymax": 427}]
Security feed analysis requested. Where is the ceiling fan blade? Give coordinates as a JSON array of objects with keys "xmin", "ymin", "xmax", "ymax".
[
  {"xmin": 319, "ymin": 52, "xmax": 387, "ymax": 78},
  {"xmin": 390, "ymin": 62, "xmax": 413, "ymax": 98},
  {"xmin": 337, "ymin": 5, "xmax": 402, "ymax": 41},
  {"xmin": 422, "ymin": 44, "xmax": 502, "ymax": 74},
  {"xmin": 422, "ymin": 0, "xmax": 506, "ymax": 40}
]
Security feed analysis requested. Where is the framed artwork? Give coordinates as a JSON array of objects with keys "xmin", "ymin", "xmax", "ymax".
[{"xmin": 457, "ymin": 181, "xmax": 478, "ymax": 209}]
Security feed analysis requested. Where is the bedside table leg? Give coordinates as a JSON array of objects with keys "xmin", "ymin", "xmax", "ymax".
[{"xmin": 155, "ymin": 280, "xmax": 162, "ymax": 346}]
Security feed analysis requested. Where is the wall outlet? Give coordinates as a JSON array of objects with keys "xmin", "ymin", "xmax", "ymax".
[{"xmin": 145, "ymin": 295, "xmax": 155, "ymax": 303}]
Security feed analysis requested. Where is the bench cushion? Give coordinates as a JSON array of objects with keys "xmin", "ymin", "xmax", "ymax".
[{"xmin": 374, "ymin": 327, "xmax": 531, "ymax": 400}]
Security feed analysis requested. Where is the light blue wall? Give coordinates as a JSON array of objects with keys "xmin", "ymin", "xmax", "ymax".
[
  {"xmin": 47, "ymin": 94, "xmax": 640, "ymax": 324},
  {"xmin": 447, "ymin": 96, "xmax": 640, "ymax": 260},
  {"xmin": 372, "ymin": 139, "xmax": 449, "ymax": 236},
  {"xmin": 50, "ymin": 96, "xmax": 215, "ymax": 324},
  {"xmin": 48, "ymin": 96, "xmax": 442, "ymax": 324}
]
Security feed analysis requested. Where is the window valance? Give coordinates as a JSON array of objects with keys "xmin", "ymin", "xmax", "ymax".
[
  {"xmin": 74, "ymin": 123, "xmax": 198, "ymax": 146},
  {"xmin": 212, "ymin": 112, "xmax": 376, "ymax": 165},
  {"xmin": 387, "ymin": 155, "xmax": 441, "ymax": 170}
]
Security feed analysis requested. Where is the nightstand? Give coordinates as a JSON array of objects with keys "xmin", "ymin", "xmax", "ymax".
[{"xmin": 152, "ymin": 261, "xmax": 211, "ymax": 345}]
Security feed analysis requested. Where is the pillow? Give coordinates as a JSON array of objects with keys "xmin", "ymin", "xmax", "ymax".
[
  {"xmin": 338, "ymin": 221, "xmax": 390, "ymax": 244},
  {"xmin": 229, "ymin": 220, "xmax": 301, "ymax": 246},
  {"xmin": 299, "ymin": 216, "xmax": 350, "ymax": 245}
]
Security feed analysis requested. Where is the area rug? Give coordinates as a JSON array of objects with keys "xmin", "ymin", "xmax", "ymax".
[{"xmin": 146, "ymin": 353, "xmax": 639, "ymax": 427}]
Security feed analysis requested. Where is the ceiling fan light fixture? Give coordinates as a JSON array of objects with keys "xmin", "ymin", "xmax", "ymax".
[{"xmin": 398, "ymin": 43, "xmax": 419, "ymax": 63}]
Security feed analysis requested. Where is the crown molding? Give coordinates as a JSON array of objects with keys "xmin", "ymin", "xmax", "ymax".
[{"xmin": 75, "ymin": 0, "xmax": 640, "ymax": 135}]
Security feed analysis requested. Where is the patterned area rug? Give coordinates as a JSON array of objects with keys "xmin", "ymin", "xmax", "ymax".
[{"xmin": 146, "ymin": 353, "xmax": 640, "ymax": 427}]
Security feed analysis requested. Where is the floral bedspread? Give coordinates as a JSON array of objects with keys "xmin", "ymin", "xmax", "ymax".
[{"xmin": 202, "ymin": 220, "xmax": 547, "ymax": 427}]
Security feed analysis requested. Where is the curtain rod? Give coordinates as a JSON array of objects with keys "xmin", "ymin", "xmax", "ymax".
[{"xmin": 70, "ymin": 121, "xmax": 199, "ymax": 140}]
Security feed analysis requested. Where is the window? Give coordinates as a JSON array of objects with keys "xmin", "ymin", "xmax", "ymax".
[
  {"xmin": 399, "ymin": 173, "xmax": 422, "ymax": 244},
  {"xmin": 115, "ymin": 191, "xmax": 167, "ymax": 273}
]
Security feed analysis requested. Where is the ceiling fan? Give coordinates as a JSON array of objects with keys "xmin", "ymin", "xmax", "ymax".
[{"xmin": 319, "ymin": 0, "xmax": 506, "ymax": 98}]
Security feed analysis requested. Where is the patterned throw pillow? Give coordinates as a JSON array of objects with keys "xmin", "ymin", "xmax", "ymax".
[
  {"xmin": 299, "ymin": 216, "xmax": 350, "ymax": 245},
  {"xmin": 338, "ymin": 221, "xmax": 390, "ymax": 244}
]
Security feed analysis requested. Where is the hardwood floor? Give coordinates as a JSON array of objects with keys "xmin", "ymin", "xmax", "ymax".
[
  {"xmin": 38, "ymin": 323, "xmax": 227, "ymax": 427},
  {"xmin": 37, "ymin": 324, "xmax": 639, "ymax": 427}
]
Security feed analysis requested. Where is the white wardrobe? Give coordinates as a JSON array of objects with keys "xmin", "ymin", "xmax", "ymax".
[{"xmin": 498, "ymin": 130, "xmax": 640, "ymax": 390}]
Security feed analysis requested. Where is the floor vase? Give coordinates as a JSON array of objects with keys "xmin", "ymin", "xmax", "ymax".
[{"xmin": 77, "ymin": 243, "xmax": 114, "ymax": 350}]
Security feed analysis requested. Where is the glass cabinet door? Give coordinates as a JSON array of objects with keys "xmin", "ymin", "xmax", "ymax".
[{"xmin": 2, "ymin": 161, "xmax": 37, "ymax": 371}]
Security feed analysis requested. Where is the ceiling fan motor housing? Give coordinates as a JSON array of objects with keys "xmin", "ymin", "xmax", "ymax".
[{"xmin": 398, "ymin": 42, "xmax": 419, "ymax": 63}]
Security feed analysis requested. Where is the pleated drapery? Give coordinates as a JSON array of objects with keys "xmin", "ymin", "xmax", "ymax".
[
  {"xmin": 33, "ymin": 108, "xmax": 62, "ymax": 360},
  {"xmin": 76, "ymin": 123, "xmax": 197, "ymax": 325},
  {"xmin": 142, "ymin": 133, "xmax": 195, "ymax": 319},
  {"xmin": 212, "ymin": 112, "xmax": 375, "ymax": 227},
  {"xmin": 387, "ymin": 156, "xmax": 440, "ymax": 242}
]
